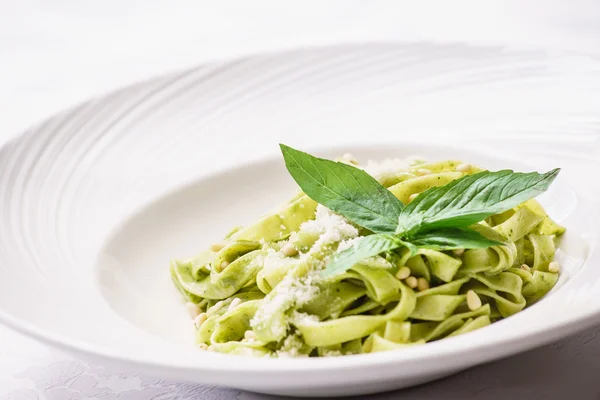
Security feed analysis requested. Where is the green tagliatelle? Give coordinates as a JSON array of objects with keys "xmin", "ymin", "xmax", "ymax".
[{"xmin": 170, "ymin": 158, "xmax": 564, "ymax": 357}]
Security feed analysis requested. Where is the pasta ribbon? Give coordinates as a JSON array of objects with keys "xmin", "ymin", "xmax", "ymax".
[
  {"xmin": 388, "ymin": 172, "xmax": 465, "ymax": 204},
  {"xmin": 295, "ymin": 281, "xmax": 416, "ymax": 347}
]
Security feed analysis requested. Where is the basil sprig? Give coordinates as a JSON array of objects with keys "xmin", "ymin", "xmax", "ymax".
[{"xmin": 280, "ymin": 144, "xmax": 559, "ymax": 277}]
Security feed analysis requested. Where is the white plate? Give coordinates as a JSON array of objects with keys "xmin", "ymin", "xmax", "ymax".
[{"xmin": 1, "ymin": 43, "xmax": 600, "ymax": 397}]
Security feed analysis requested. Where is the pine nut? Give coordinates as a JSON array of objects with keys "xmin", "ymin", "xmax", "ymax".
[
  {"xmin": 417, "ymin": 168, "xmax": 432, "ymax": 176},
  {"xmin": 342, "ymin": 153, "xmax": 359, "ymax": 165},
  {"xmin": 548, "ymin": 261, "xmax": 560, "ymax": 273},
  {"xmin": 228, "ymin": 298, "xmax": 242, "ymax": 311},
  {"xmin": 520, "ymin": 264, "xmax": 531, "ymax": 272},
  {"xmin": 211, "ymin": 300, "xmax": 226, "ymax": 313},
  {"xmin": 281, "ymin": 243, "xmax": 298, "ymax": 257},
  {"xmin": 405, "ymin": 276, "xmax": 418, "ymax": 289},
  {"xmin": 198, "ymin": 343, "xmax": 209, "ymax": 350},
  {"xmin": 395, "ymin": 267, "xmax": 411, "ymax": 280},
  {"xmin": 453, "ymin": 248, "xmax": 465, "ymax": 256},
  {"xmin": 194, "ymin": 313, "xmax": 208, "ymax": 327},
  {"xmin": 244, "ymin": 330, "xmax": 257, "ymax": 340},
  {"xmin": 220, "ymin": 261, "xmax": 230, "ymax": 270},
  {"xmin": 417, "ymin": 278, "xmax": 430, "ymax": 291},
  {"xmin": 456, "ymin": 163, "xmax": 471, "ymax": 172},
  {"xmin": 186, "ymin": 302, "xmax": 200, "ymax": 319},
  {"xmin": 211, "ymin": 243, "xmax": 226, "ymax": 252},
  {"xmin": 467, "ymin": 290, "xmax": 482, "ymax": 311}
]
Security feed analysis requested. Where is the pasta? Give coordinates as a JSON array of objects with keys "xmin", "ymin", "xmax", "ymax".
[{"xmin": 170, "ymin": 157, "xmax": 564, "ymax": 357}]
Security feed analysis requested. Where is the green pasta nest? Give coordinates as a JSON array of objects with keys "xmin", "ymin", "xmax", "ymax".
[{"xmin": 171, "ymin": 155, "xmax": 564, "ymax": 357}]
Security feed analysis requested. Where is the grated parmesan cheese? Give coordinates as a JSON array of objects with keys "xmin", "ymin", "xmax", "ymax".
[
  {"xmin": 363, "ymin": 156, "xmax": 427, "ymax": 183},
  {"xmin": 276, "ymin": 333, "xmax": 309, "ymax": 358},
  {"xmin": 299, "ymin": 205, "xmax": 359, "ymax": 253},
  {"xmin": 322, "ymin": 349, "xmax": 342, "ymax": 357},
  {"xmin": 364, "ymin": 158, "xmax": 410, "ymax": 182},
  {"xmin": 250, "ymin": 204, "xmax": 360, "ymax": 350},
  {"xmin": 337, "ymin": 237, "xmax": 360, "ymax": 252},
  {"xmin": 258, "ymin": 248, "xmax": 290, "ymax": 275},
  {"xmin": 291, "ymin": 311, "xmax": 319, "ymax": 326},
  {"xmin": 250, "ymin": 270, "xmax": 320, "ymax": 338}
]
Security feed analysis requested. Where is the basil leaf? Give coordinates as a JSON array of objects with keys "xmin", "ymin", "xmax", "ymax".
[
  {"xmin": 321, "ymin": 234, "xmax": 402, "ymax": 278},
  {"xmin": 409, "ymin": 228, "xmax": 504, "ymax": 250},
  {"xmin": 280, "ymin": 144, "xmax": 404, "ymax": 234},
  {"xmin": 397, "ymin": 169, "xmax": 560, "ymax": 236}
]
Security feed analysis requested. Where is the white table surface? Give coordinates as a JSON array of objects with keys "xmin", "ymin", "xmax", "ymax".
[{"xmin": 1, "ymin": 2, "xmax": 600, "ymax": 399}]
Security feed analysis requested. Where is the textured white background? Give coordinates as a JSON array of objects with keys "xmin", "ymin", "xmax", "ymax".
[{"xmin": 1, "ymin": 1, "xmax": 600, "ymax": 399}]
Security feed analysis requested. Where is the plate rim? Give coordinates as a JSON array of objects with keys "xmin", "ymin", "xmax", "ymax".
[
  {"xmin": 1, "ymin": 42, "xmax": 600, "ymax": 385},
  {"xmin": 1, "ymin": 141, "xmax": 598, "ymax": 375}
]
